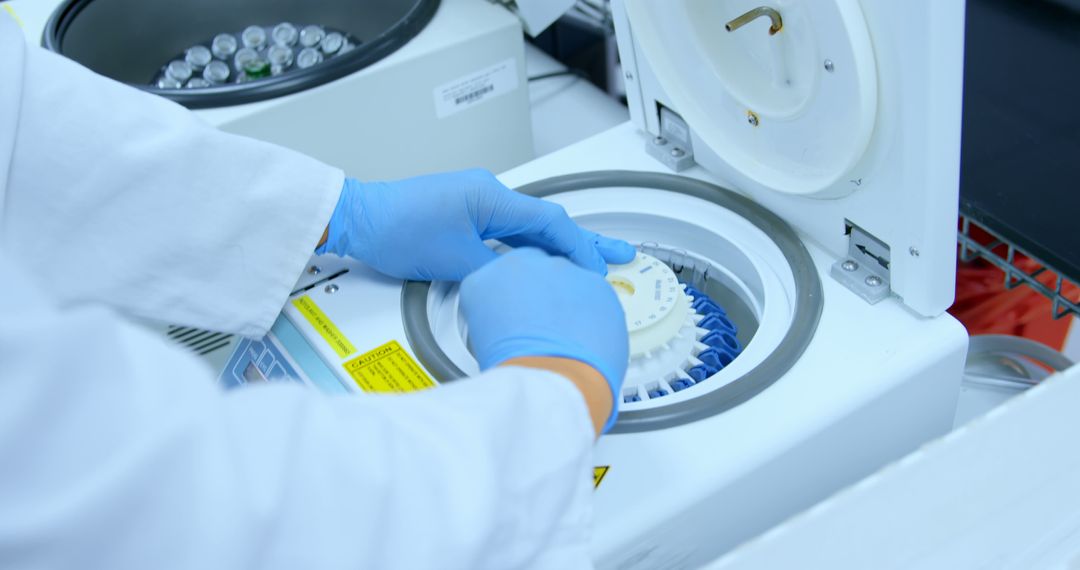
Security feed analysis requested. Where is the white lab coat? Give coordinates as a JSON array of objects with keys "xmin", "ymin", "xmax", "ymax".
[{"xmin": 0, "ymin": 13, "xmax": 595, "ymax": 569}]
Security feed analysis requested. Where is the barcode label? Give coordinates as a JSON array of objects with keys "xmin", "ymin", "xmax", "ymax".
[
  {"xmin": 455, "ymin": 84, "xmax": 494, "ymax": 105},
  {"xmin": 434, "ymin": 58, "xmax": 519, "ymax": 118}
]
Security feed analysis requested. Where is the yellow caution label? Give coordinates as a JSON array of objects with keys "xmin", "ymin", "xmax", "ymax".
[
  {"xmin": 2, "ymin": 5, "xmax": 23, "ymax": 27},
  {"xmin": 344, "ymin": 340, "xmax": 436, "ymax": 393},
  {"xmin": 292, "ymin": 295, "xmax": 356, "ymax": 358},
  {"xmin": 593, "ymin": 466, "xmax": 610, "ymax": 489}
]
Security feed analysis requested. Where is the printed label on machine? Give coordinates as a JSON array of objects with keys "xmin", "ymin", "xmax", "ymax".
[
  {"xmin": 292, "ymin": 295, "xmax": 357, "ymax": 358},
  {"xmin": 343, "ymin": 340, "xmax": 436, "ymax": 393},
  {"xmin": 433, "ymin": 58, "xmax": 519, "ymax": 118},
  {"xmin": 593, "ymin": 466, "xmax": 610, "ymax": 489}
]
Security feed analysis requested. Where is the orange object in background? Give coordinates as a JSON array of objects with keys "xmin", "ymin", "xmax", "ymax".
[{"xmin": 950, "ymin": 224, "xmax": 1079, "ymax": 351}]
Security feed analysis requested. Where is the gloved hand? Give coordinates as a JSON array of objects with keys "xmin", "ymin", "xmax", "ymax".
[
  {"xmin": 460, "ymin": 248, "xmax": 629, "ymax": 433},
  {"xmin": 317, "ymin": 170, "xmax": 636, "ymax": 281}
]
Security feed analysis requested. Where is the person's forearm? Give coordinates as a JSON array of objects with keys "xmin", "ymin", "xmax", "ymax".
[{"xmin": 501, "ymin": 357, "xmax": 613, "ymax": 437}]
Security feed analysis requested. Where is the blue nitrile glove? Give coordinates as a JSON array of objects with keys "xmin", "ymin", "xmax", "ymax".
[
  {"xmin": 459, "ymin": 247, "xmax": 629, "ymax": 433},
  {"xmin": 317, "ymin": 170, "xmax": 636, "ymax": 281}
]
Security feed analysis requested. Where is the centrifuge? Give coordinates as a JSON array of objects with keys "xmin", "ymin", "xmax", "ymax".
[
  {"xmin": 221, "ymin": 0, "xmax": 970, "ymax": 566},
  {"xmin": 5, "ymin": 0, "xmax": 534, "ymax": 179}
]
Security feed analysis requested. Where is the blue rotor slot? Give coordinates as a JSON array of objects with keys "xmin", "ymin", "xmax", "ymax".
[
  {"xmin": 670, "ymin": 378, "xmax": 694, "ymax": 392},
  {"xmin": 699, "ymin": 346, "xmax": 736, "ymax": 371},
  {"xmin": 698, "ymin": 313, "xmax": 737, "ymax": 335},
  {"xmin": 688, "ymin": 365, "xmax": 711, "ymax": 382},
  {"xmin": 701, "ymin": 330, "xmax": 741, "ymax": 353},
  {"xmin": 683, "ymin": 281, "xmax": 744, "ymax": 386},
  {"xmin": 692, "ymin": 297, "xmax": 727, "ymax": 317},
  {"xmin": 684, "ymin": 285, "xmax": 707, "ymax": 303}
]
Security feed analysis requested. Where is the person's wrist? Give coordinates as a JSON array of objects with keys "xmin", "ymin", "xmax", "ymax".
[
  {"xmin": 317, "ymin": 178, "xmax": 361, "ymax": 256},
  {"xmin": 501, "ymin": 356, "xmax": 614, "ymax": 437}
]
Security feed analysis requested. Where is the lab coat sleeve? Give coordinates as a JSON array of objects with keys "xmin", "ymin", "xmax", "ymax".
[
  {"xmin": 0, "ymin": 254, "xmax": 596, "ymax": 570},
  {"xmin": 0, "ymin": 17, "xmax": 344, "ymax": 338}
]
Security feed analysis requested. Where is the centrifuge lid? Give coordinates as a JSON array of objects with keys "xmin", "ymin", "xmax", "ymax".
[
  {"xmin": 42, "ymin": 0, "xmax": 440, "ymax": 108},
  {"xmin": 622, "ymin": 0, "xmax": 878, "ymax": 197},
  {"xmin": 617, "ymin": 0, "xmax": 967, "ymax": 318}
]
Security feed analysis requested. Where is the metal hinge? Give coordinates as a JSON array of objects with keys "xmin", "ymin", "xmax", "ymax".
[
  {"xmin": 830, "ymin": 221, "xmax": 892, "ymax": 304},
  {"xmin": 646, "ymin": 106, "xmax": 695, "ymax": 171}
]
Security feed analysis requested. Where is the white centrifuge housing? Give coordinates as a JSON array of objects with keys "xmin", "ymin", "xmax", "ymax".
[{"xmin": 221, "ymin": 0, "xmax": 971, "ymax": 566}]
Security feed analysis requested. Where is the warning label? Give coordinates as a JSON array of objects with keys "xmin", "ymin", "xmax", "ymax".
[
  {"xmin": 343, "ymin": 340, "xmax": 436, "ymax": 393},
  {"xmin": 292, "ymin": 295, "xmax": 356, "ymax": 358},
  {"xmin": 593, "ymin": 466, "xmax": 610, "ymax": 489}
]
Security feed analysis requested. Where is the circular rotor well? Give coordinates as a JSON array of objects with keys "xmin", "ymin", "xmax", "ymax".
[{"xmin": 402, "ymin": 171, "xmax": 823, "ymax": 433}]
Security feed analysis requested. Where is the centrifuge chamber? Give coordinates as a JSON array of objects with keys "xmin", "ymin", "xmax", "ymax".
[
  {"xmin": 11, "ymin": 0, "xmax": 534, "ymax": 179},
  {"xmin": 401, "ymin": 169, "xmax": 822, "ymax": 433}
]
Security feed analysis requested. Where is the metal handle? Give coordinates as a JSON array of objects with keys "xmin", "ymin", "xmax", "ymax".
[{"xmin": 725, "ymin": 6, "xmax": 783, "ymax": 36}]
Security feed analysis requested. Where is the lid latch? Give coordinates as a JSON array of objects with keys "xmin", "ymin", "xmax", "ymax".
[
  {"xmin": 647, "ymin": 107, "xmax": 696, "ymax": 172},
  {"xmin": 831, "ymin": 221, "xmax": 892, "ymax": 304}
]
